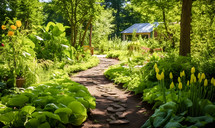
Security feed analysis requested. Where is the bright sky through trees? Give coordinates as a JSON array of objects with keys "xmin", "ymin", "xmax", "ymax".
[{"xmin": 39, "ymin": 0, "xmax": 52, "ymax": 2}]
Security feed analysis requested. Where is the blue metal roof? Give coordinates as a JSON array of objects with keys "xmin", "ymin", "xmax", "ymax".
[{"xmin": 121, "ymin": 22, "xmax": 159, "ymax": 34}]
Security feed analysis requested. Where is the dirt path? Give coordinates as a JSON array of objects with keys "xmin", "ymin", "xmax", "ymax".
[{"xmin": 71, "ymin": 56, "xmax": 153, "ymax": 128}]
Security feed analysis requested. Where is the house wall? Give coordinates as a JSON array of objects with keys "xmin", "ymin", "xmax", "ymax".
[{"xmin": 122, "ymin": 32, "xmax": 151, "ymax": 41}]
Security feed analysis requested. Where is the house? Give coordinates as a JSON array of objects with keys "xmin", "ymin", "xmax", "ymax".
[{"xmin": 121, "ymin": 22, "xmax": 159, "ymax": 41}]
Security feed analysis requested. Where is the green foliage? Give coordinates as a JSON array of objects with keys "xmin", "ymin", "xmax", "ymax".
[
  {"xmin": 0, "ymin": 78, "xmax": 96, "ymax": 127},
  {"xmin": 93, "ymin": 9, "xmax": 115, "ymax": 48},
  {"xmin": 8, "ymin": 0, "xmax": 44, "ymax": 29},
  {"xmin": 30, "ymin": 22, "xmax": 71, "ymax": 61},
  {"xmin": 1, "ymin": 19, "xmax": 37, "ymax": 87},
  {"xmin": 65, "ymin": 56, "xmax": 99, "ymax": 74}
]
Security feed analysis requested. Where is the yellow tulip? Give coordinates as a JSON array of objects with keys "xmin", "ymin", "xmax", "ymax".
[
  {"xmin": 10, "ymin": 25, "xmax": 17, "ymax": 30},
  {"xmin": 16, "ymin": 20, "xmax": 22, "ymax": 27},
  {"xmin": 201, "ymin": 73, "xmax": 205, "ymax": 80},
  {"xmin": 169, "ymin": 72, "xmax": 173, "ymax": 79},
  {"xmin": 154, "ymin": 63, "xmax": 157, "ymax": 68},
  {"xmin": 199, "ymin": 77, "xmax": 202, "ymax": 83},
  {"xmin": 194, "ymin": 76, "xmax": 197, "ymax": 83},
  {"xmin": 198, "ymin": 73, "xmax": 201, "ymax": 79},
  {"xmin": 211, "ymin": 77, "xmax": 214, "ymax": 84},
  {"xmin": 204, "ymin": 79, "xmax": 208, "ymax": 87},
  {"xmin": 1, "ymin": 25, "xmax": 6, "ymax": 30},
  {"xmin": 8, "ymin": 31, "xmax": 14, "ymax": 36},
  {"xmin": 155, "ymin": 67, "xmax": 159, "ymax": 73},
  {"xmin": 170, "ymin": 82, "xmax": 174, "ymax": 89},
  {"xmin": 178, "ymin": 77, "xmax": 181, "ymax": 82},
  {"xmin": 191, "ymin": 67, "xmax": 195, "ymax": 74},
  {"xmin": 187, "ymin": 80, "xmax": 189, "ymax": 86},
  {"xmin": 178, "ymin": 82, "xmax": 182, "ymax": 90},
  {"xmin": 190, "ymin": 74, "xmax": 196, "ymax": 83},
  {"xmin": 161, "ymin": 72, "xmax": 164, "ymax": 80},
  {"xmin": 180, "ymin": 72, "xmax": 183, "ymax": 77},
  {"xmin": 182, "ymin": 70, "xmax": 185, "ymax": 77},
  {"xmin": 180, "ymin": 70, "xmax": 185, "ymax": 77},
  {"xmin": 156, "ymin": 73, "xmax": 161, "ymax": 81}
]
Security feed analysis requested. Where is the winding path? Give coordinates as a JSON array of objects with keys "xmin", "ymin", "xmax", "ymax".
[{"xmin": 71, "ymin": 56, "xmax": 153, "ymax": 128}]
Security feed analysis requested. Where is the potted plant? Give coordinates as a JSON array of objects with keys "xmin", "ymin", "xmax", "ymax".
[{"xmin": 1, "ymin": 18, "xmax": 36, "ymax": 87}]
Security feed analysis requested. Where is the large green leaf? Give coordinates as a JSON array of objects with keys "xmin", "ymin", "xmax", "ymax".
[
  {"xmin": 55, "ymin": 108, "xmax": 72, "ymax": 124},
  {"xmin": 204, "ymin": 104, "xmax": 215, "ymax": 117},
  {"xmin": 67, "ymin": 101, "xmax": 87, "ymax": 126},
  {"xmin": 77, "ymin": 98, "xmax": 89, "ymax": 109},
  {"xmin": 44, "ymin": 103, "xmax": 59, "ymax": 112},
  {"xmin": 76, "ymin": 89, "xmax": 89, "ymax": 97},
  {"xmin": 84, "ymin": 96, "xmax": 96, "ymax": 109},
  {"xmin": 38, "ymin": 122, "xmax": 50, "ymax": 128},
  {"xmin": 186, "ymin": 115, "xmax": 214, "ymax": 127},
  {"xmin": 153, "ymin": 110, "xmax": 173, "ymax": 127},
  {"xmin": 0, "ymin": 111, "xmax": 19, "ymax": 125},
  {"xmin": 164, "ymin": 122, "xmax": 183, "ymax": 128},
  {"xmin": 43, "ymin": 111, "xmax": 61, "ymax": 121},
  {"xmin": 25, "ymin": 118, "xmax": 40, "ymax": 128},
  {"xmin": 56, "ymin": 23, "xmax": 65, "ymax": 32},
  {"xmin": 53, "ymin": 26, "xmax": 63, "ymax": 36},
  {"xmin": 7, "ymin": 94, "xmax": 29, "ymax": 107},
  {"xmin": 45, "ymin": 22, "xmax": 55, "ymax": 32},
  {"xmin": 57, "ymin": 96, "xmax": 76, "ymax": 106},
  {"xmin": 21, "ymin": 106, "xmax": 36, "ymax": 115},
  {"xmin": 55, "ymin": 108, "xmax": 73, "ymax": 115},
  {"xmin": 160, "ymin": 101, "xmax": 177, "ymax": 112}
]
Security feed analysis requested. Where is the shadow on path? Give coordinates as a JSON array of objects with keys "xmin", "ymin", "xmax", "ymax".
[{"xmin": 71, "ymin": 57, "xmax": 153, "ymax": 128}]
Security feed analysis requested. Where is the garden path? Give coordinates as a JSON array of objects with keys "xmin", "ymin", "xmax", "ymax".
[{"xmin": 71, "ymin": 56, "xmax": 153, "ymax": 128}]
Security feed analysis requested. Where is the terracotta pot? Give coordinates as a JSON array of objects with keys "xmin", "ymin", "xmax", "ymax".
[{"xmin": 16, "ymin": 78, "xmax": 25, "ymax": 88}]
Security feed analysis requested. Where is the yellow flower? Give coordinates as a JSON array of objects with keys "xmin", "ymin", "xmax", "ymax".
[
  {"xmin": 10, "ymin": 25, "xmax": 17, "ymax": 30},
  {"xmin": 16, "ymin": 20, "xmax": 22, "ymax": 27},
  {"xmin": 170, "ymin": 82, "xmax": 174, "ymax": 89},
  {"xmin": 211, "ymin": 77, "xmax": 214, "ymax": 84},
  {"xmin": 154, "ymin": 63, "xmax": 157, "ymax": 68},
  {"xmin": 155, "ymin": 67, "xmax": 159, "ymax": 73},
  {"xmin": 1, "ymin": 25, "xmax": 6, "ymax": 30},
  {"xmin": 8, "ymin": 31, "xmax": 14, "ymax": 36},
  {"xmin": 213, "ymin": 80, "xmax": 215, "ymax": 86},
  {"xmin": 169, "ymin": 72, "xmax": 173, "ymax": 79},
  {"xmin": 161, "ymin": 72, "xmax": 164, "ymax": 80},
  {"xmin": 201, "ymin": 73, "xmax": 205, "ymax": 80},
  {"xmin": 178, "ymin": 82, "xmax": 182, "ymax": 90},
  {"xmin": 178, "ymin": 77, "xmax": 181, "ymax": 82},
  {"xmin": 190, "ymin": 74, "xmax": 196, "ymax": 84},
  {"xmin": 198, "ymin": 73, "xmax": 201, "ymax": 79},
  {"xmin": 180, "ymin": 70, "xmax": 185, "ymax": 77},
  {"xmin": 194, "ymin": 76, "xmax": 197, "ymax": 83},
  {"xmin": 204, "ymin": 79, "xmax": 208, "ymax": 87},
  {"xmin": 156, "ymin": 73, "xmax": 161, "ymax": 81},
  {"xmin": 187, "ymin": 80, "xmax": 189, "ymax": 86},
  {"xmin": 191, "ymin": 67, "xmax": 195, "ymax": 74},
  {"xmin": 190, "ymin": 78, "xmax": 194, "ymax": 84},
  {"xmin": 182, "ymin": 71, "xmax": 185, "ymax": 77}
]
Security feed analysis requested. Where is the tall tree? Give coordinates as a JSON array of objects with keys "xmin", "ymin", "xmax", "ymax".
[
  {"xmin": 179, "ymin": 0, "xmax": 192, "ymax": 56},
  {"xmin": 53, "ymin": 0, "xmax": 103, "ymax": 47},
  {"xmin": 92, "ymin": 9, "xmax": 114, "ymax": 45},
  {"xmin": 103, "ymin": 0, "xmax": 128, "ymax": 36},
  {"xmin": 8, "ymin": 0, "xmax": 44, "ymax": 29}
]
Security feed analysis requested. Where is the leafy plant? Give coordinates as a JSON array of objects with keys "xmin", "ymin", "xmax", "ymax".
[
  {"xmin": 1, "ymin": 19, "xmax": 36, "ymax": 87},
  {"xmin": 0, "ymin": 78, "xmax": 96, "ymax": 127}
]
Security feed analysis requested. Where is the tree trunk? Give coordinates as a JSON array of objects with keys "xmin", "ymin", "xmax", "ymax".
[
  {"xmin": 179, "ymin": 0, "xmax": 192, "ymax": 56},
  {"xmin": 80, "ymin": 17, "xmax": 93, "ymax": 46},
  {"xmin": 89, "ymin": 24, "xmax": 92, "ymax": 47}
]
